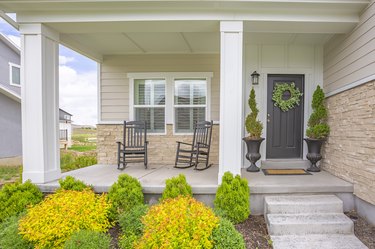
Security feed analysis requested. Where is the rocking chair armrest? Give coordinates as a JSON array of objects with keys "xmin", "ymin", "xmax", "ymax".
[{"xmin": 176, "ymin": 141, "xmax": 193, "ymax": 146}]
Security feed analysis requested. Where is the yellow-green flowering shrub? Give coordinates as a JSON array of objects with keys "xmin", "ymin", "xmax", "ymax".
[
  {"xmin": 19, "ymin": 190, "xmax": 112, "ymax": 249},
  {"xmin": 136, "ymin": 196, "xmax": 219, "ymax": 249}
]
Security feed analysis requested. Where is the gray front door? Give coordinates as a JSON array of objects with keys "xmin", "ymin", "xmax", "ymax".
[{"xmin": 266, "ymin": 75, "xmax": 304, "ymax": 159}]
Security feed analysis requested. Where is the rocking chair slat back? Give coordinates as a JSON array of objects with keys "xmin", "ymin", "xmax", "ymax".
[
  {"xmin": 192, "ymin": 121, "xmax": 212, "ymax": 148},
  {"xmin": 124, "ymin": 121, "xmax": 147, "ymax": 148}
]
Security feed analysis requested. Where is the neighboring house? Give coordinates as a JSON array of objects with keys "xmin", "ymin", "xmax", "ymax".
[
  {"xmin": 1, "ymin": 0, "xmax": 374, "ymax": 224},
  {"xmin": 59, "ymin": 109, "xmax": 73, "ymax": 149},
  {"xmin": 0, "ymin": 33, "xmax": 73, "ymax": 160},
  {"xmin": 0, "ymin": 32, "xmax": 22, "ymax": 162}
]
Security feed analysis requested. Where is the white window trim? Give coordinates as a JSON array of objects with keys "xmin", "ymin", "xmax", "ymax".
[
  {"xmin": 129, "ymin": 77, "xmax": 167, "ymax": 135},
  {"xmin": 128, "ymin": 72, "xmax": 212, "ymax": 135},
  {"xmin": 9, "ymin": 62, "xmax": 21, "ymax": 87}
]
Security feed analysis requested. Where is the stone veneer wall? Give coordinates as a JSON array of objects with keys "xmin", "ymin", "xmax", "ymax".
[
  {"xmin": 97, "ymin": 124, "xmax": 219, "ymax": 166},
  {"xmin": 322, "ymin": 81, "xmax": 375, "ymax": 205}
]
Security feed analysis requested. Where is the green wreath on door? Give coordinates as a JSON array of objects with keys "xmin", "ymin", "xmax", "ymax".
[{"xmin": 272, "ymin": 82, "xmax": 303, "ymax": 112}]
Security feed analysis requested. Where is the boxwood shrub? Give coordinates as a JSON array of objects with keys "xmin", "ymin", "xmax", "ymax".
[
  {"xmin": 161, "ymin": 174, "xmax": 192, "ymax": 201},
  {"xmin": 214, "ymin": 172, "xmax": 250, "ymax": 224},
  {"xmin": 107, "ymin": 174, "xmax": 144, "ymax": 219},
  {"xmin": 58, "ymin": 176, "xmax": 91, "ymax": 191},
  {"xmin": 0, "ymin": 180, "xmax": 43, "ymax": 222},
  {"xmin": 212, "ymin": 218, "xmax": 246, "ymax": 249},
  {"xmin": 18, "ymin": 190, "xmax": 112, "ymax": 248}
]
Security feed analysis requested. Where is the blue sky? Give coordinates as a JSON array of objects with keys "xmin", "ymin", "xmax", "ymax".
[{"xmin": 0, "ymin": 15, "xmax": 98, "ymax": 126}]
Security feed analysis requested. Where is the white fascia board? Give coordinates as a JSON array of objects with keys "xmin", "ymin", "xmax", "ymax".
[{"xmin": 0, "ymin": 85, "xmax": 21, "ymax": 103}]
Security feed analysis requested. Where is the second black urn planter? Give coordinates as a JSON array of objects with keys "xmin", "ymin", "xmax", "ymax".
[
  {"xmin": 243, "ymin": 137, "xmax": 265, "ymax": 172},
  {"xmin": 304, "ymin": 138, "xmax": 325, "ymax": 172}
]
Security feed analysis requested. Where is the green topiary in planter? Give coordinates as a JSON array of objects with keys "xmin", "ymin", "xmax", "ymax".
[
  {"xmin": 306, "ymin": 85, "xmax": 330, "ymax": 139},
  {"xmin": 245, "ymin": 87, "xmax": 263, "ymax": 139}
]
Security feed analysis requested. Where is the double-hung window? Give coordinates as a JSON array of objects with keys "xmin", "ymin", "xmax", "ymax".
[
  {"xmin": 174, "ymin": 79, "xmax": 207, "ymax": 133},
  {"xmin": 9, "ymin": 63, "xmax": 21, "ymax": 87},
  {"xmin": 133, "ymin": 79, "xmax": 166, "ymax": 133},
  {"xmin": 129, "ymin": 72, "xmax": 211, "ymax": 135}
]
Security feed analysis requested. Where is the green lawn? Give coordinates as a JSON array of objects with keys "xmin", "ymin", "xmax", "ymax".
[
  {"xmin": 0, "ymin": 166, "xmax": 21, "ymax": 184},
  {"xmin": 68, "ymin": 144, "xmax": 97, "ymax": 152}
]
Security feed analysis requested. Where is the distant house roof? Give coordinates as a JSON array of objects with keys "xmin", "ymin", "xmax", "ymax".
[
  {"xmin": 59, "ymin": 108, "xmax": 73, "ymax": 122},
  {"xmin": 0, "ymin": 84, "xmax": 21, "ymax": 102},
  {"xmin": 0, "ymin": 32, "xmax": 20, "ymax": 54}
]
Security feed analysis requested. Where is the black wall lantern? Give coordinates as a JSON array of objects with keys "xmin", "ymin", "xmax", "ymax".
[{"xmin": 251, "ymin": 71, "xmax": 260, "ymax": 85}]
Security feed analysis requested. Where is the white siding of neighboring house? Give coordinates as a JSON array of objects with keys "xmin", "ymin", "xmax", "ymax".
[
  {"xmin": 324, "ymin": 1, "xmax": 375, "ymax": 94},
  {"xmin": 59, "ymin": 122, "xmax": 72, "ymax": 148},
  {"xmin": 99, "ymin": 54, "xmax": 220, "ymax": 123},
  {"xmin": 244, "ymin": 43, "xmax": 323, "ymax": 162}
]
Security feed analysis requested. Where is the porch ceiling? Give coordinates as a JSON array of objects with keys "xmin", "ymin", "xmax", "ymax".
[{"xmin": 1, "ymin": 0, "xmax": 369, "ymax": 61}]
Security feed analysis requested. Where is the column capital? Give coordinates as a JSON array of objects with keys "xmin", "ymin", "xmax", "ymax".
[
  {"xmin": 19, "ymin": 23, "xmax": 59, "ymax": 42},
  {"xmin": 220, "ymin": 21, "xmax": 243, "ymax": 33}
]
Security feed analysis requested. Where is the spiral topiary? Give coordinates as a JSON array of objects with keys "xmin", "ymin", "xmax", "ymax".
[{"xmin": 245, "ymin": 88, "xmax": 263, "ymax": 139}]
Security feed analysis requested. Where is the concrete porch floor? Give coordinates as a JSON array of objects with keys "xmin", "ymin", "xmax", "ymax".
[{"xmin": 37, "ymin": 164, "xmax": 355, "ymax": 214}]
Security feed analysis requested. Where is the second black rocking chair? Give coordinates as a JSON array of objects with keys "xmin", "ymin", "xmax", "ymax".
[
  {"xmin": 117, "ymin": 121, "xmax": 148, "ymax": 170},
  {"xmin": 174, "ymin": 120, "xmax": 213, "ymax": 171}
]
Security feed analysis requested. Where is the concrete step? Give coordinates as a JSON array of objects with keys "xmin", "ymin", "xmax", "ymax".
[
  {"xmin": 264, "ymin": 195, "xmax": 343, "ymax": 215},
  {"xmin": 271, "ymin": 234, "xmax": 368, "ymax": 249},
  {"xmin": 261, "ymin": 160, "xmax": 310, "ymax": 169},
  {"xmin": 266, "ymin": 213, "xmax": 354, "ymax": 235}
]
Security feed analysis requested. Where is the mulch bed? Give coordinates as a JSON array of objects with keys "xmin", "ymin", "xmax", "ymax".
[
  {"xmin": 236, "ymin": 215, "xmax": 272, "ymax": 249},
  {"xmin": 108, "ymin": 225, "xmax": 121, "ymax": 249},
  {"xmin": 346, "ymin": 210, "xmax": 375, "ymax": 249}
]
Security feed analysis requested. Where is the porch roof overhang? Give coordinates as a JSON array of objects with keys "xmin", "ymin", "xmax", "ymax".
[{"xmin": 0, "ymin": 0, "xmax": 369, "ymax": 62}]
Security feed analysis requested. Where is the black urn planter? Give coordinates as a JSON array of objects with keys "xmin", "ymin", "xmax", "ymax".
[
  {"xmin": 304, "ymin": 138, "xmax": 325, "ymax": 172},
  {"xmin": 243, "ymin": 137, "xmax": 265, "ymax": 172}
]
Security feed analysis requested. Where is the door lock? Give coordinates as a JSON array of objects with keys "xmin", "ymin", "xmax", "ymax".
[{"xmin": 267, "ymin": 113, "xmax": 271, "ymax": 123}]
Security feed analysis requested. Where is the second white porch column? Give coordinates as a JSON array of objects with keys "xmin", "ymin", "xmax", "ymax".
[
  {"xmin": 20, "ymin": 24, "xmax": 61, "ymax": 183},
  {"xmin": 218, "ymin": 21, "xmax": 244, "ymax": 181}
]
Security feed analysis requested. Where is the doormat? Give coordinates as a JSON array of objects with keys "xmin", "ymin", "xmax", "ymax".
[{"xmin": 262, "ymin": 169, "xmax": 311, "ymax": 175}]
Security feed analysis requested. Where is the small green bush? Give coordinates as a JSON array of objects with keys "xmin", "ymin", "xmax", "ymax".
[
  {"xmin": 212, "ymin": 218, "xmax": 245, "ymax": 249},
  {"xmin": 306, "ymin": 85, "xmax": 330, "ymax": 139},
  {"xmin": 58, "ymin": 176, "xmax": 91, "ymax": 191},
  {"xmin": 0, "ymin": 180, "xmax": 43, "ymax": 222},
  {"xmin": 63, "ymin": 230, "xmax": 111, "ymax": 249},
  {"xmin": 245, "ymin": 87, "xmax": 263, "ymax": 139},
  {"xmin": 118, "ymin": 233, "xmax": 138, "ymax": 249},
  {"xmin": 118, "ymin": 204, "xmax": 148, "ymax": 236},
  {"xmin": 107, "ymin": 174, "xmax": 144, "ymax": 218},
  {"xmin": 161, "ymin": 174, "xmax": 192, "ymax": 200},
  {"xmin": 214, "ymin": 172, "xmax": 250, "ymax": 224},
  {"xmin": 0, "ymin": 215, "xmax": 33, "ymax": 249}
]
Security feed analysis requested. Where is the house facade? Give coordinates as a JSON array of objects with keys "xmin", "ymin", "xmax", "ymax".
[
  {"xmin": 0, "ymin": 33, "xmax": 22, "ymax": 162},
  {"xmin": 59, "ymin": 109, "xmax": 73, "ymax": 149},
  {"xmin": 0, "ymin": 0, "xmax": 373, "ymax": 223}
]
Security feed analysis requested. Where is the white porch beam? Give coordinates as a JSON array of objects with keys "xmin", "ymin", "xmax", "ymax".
[
  {"xmin": 20, "ymin": 23, "xmax": 61, "ymax": 184},
  {"xmin": 218, "ymin": 21, "xmax": 244, "ymax": 181}
]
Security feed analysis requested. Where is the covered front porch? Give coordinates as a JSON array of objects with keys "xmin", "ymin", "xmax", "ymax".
[
  {"xmin": 2, "ymin": 0, "xmax": 368, "ymax": 184},
  {"xmin": 38, "ymin": 163, "xmax": 354, "ymax": 214}
]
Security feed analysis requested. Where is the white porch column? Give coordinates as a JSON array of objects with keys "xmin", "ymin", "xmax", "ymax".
[
  {"xmin": 20, "ymin": 24, "xmax": 61, "ymax": 183},
  {"xmin": 218, "ymin": 21, "xmax": 244, "ymax": 182}
]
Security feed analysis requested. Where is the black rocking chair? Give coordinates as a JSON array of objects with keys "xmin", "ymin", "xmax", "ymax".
[
  {"xmin": 174, "ymin": 120, "xmax": 213, "ymax": 171},
  {"xmin": 116, "ymin": 121, "xmax": 148, "ymax": 170}
]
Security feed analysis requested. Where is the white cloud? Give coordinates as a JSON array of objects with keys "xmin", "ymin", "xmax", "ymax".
[
  {"xmin": 59, "ymin": 55, "xmax": 75, "ymax": 65},
  {"xmin": 59, "ymin": 65, "xmax": 97, "ymax": 126}
]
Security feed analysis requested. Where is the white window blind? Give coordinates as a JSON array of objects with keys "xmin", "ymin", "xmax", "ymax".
[
  {"xmin": 174, "ymin": 79, "xmax": 207, "ymax": 133},
  {"xmin": 134, "ymin": 79, "xmax": 166, "ymax": 133}
]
